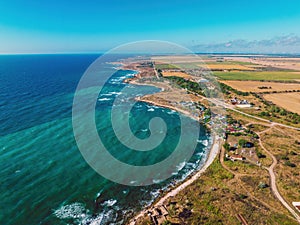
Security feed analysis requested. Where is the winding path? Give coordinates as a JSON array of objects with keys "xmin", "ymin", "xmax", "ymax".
[{"xmin": 257, "ymin": 131, "xmax": 300, "ymax": 223}]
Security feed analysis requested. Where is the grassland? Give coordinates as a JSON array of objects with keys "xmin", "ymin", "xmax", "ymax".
[
  {"xmin": 137, "ymin": 158, "xmax": 297, "ymax": 225},
  {"xmin": 260, "ymin": 127, "xmax": 300, "ymax": 207},
  {"xmin": 155, "ymin": 63, "xmax": 179, "ymax": 70},
  {"xmin": 214, "ymin": 71, "xmax": 300, "ymax": 81},
  {"xmin": 201, "ymin": 64, "xmax": 256, "ymax": 71}
]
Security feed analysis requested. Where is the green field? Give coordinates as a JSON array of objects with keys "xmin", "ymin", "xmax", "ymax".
[
  {"xmin": 213, "ymin": 71, "xmax": 300, "ymax": 81},
  {"xmin": 205, "ymin": 60, "xmax": 257, "ymax": 66},
  {"xmin": 155, "ymin": 63, "xmax": 202, "ymax": 70},
  {"xmin": 154, "ymin": 63, "xmax": 179, "ymax": 70}
]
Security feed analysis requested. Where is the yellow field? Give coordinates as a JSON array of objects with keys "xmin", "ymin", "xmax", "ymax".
[
  {"xmin": 162, "ymin": 71, "xmax": 192, "ymax": 79},
  {"xmin": 264, "ymin": 92, "xmax": 300, "ymax": 114},
  {"xmin": 200, "ymin": 64, "xmax": 256, "ymax": 71},
  {"xmin": 221, "ymin": 80, "xmax": 300, "ymax": 92}
]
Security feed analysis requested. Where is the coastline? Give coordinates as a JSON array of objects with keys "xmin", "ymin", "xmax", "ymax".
[
  {"xmin": 128, "ymin": 135, "xmax": 221, "ymax": 225},
  {"xmin": 123, "ymin": 67, "xmax": 222, "ymax": 224}
]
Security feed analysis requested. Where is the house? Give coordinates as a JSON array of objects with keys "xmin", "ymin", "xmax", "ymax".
[
  {"xmin": 226, "ymin": 154, "xmax": 245, "ymax": 161},
  {"xmin": 236, "ymin": 104, "xmax": 252, "ymax": 108},
  {"xmin": 231, "ymin": 98, "xmax": 238, "ymax": 105}
]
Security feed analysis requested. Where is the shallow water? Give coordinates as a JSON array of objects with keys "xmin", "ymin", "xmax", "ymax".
[{"xmin": 0, "ymin": 55, "xmax": 211, "ymax": 224}]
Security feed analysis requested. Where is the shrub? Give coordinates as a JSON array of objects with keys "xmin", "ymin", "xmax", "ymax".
[{"xmin": 284, "ymin": 161, "xmax": 296, "ymax": 167}]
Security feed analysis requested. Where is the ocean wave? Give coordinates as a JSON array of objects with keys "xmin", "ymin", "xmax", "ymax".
[
  {"xmin": 53, "ymin": 202, "xmax": 88, "ymax": 219},
  {"xmin": 149, "ymin": 190, "xmax": 160, "ymax": 198},
  {"xmin": 98, "ymin": 98, "xmax": 111, "ymax": 101},
  {"xmin": 197, "ymin": 139, "xmax": 209, "ymax": 146},
  {"xmin": 102, "ymin": 199, "xmax": 117, "ymax": 207},
  {"xmin": 167, "ymin": 110, "xmax": 176, "ymax": 114},
  {"xmin": 54, "ymin": 202, "xmax": 119, "ymax": 225},
  {"xmin": 176, "ymin": 161, "xmax": 186, "ymax": 171},
  {"xmin": 153, "ymin": 179, "xmax": 163, "ymax": 184}
]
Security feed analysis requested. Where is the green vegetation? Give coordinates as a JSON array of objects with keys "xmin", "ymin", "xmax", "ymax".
[
  {"xmin": 206, "ymin": 158, "xmax": 234, "ymax": 180},
  {"xmin": 155, "ymin": 63, "xmax": 179, "ymax": 70},
  {"xmin": 162, "ymin": 220, "xmax": 172, "ymax": 225},
  {"xmin": 238, "ymin": 139, "xmax": 247, "ymax": 147},
  {"xmin": 214, "ymin": 71, "xmax": 300, "ymax": 81},
  {"xmin": 165, "ymin": 76, "xmax": 204, "ymax": 96},
  {"xmin": 220, "ymin": 82, "xmax": 249, "ymax": 96},
  {"xmin": 255, "ymin": 100, "xmax": 300, "ymax": 124},
  {"xmin": 256, "ymin": 151, "xmax": 266, "ymax": 159},
  {"xmin": 223, "ymin": 142, "xmax": 230, "ymax": 151},
  {"xmin": 221, "ymin": 83, "xmax": 300, "ymax": 125},
  {"xmin": 284, "ymin": 161, "xmax": 296, "ymax": 167}
]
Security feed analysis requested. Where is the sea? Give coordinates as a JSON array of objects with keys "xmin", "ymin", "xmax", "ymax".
[{"xmin": 0, "ymin": 54, "xmax": 211, "ymax": 225}]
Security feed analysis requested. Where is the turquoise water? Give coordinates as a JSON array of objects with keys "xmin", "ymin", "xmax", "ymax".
[{"xmin": 0, "ymin": 55, "xmax": 211, "ymax": 224}]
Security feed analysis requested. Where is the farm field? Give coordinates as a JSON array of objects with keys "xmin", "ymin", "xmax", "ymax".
[
  {"xmin": 264, "ymin": 92, "xmax": 300, "ymax": 114},
  {"xmin": 214, "ymin": 71, "xmax": 300, "ymax": 81},
  {"xmin": 162, "ymin": 71, "xmax": 192, "ymax": 79},
  {"xmin": 200, "ymin": 63, "xmax": 256, "ymax": 71},
  {"xmin": 220, "ymin": 80, "xmax": 300, "ymax": 93},
  {"xmin": 224, "ymin": 56, "xmax": 300, "ymax": 71}
]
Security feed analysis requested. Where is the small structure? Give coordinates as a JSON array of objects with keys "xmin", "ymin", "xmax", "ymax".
[
  {"xmin": 230, "ymin": 98, "xmax": 252, "ymax": 108},
  {"xmin": 236, "ymin": 104, "xmax": 252, "ymax": 108},
  {"xmin": 226, "ymin": 154, "xmax": 245, "ymax": 161},
  {"xmin": 292, "ymin": 202, "xmax": 300, "ymax": 213}
]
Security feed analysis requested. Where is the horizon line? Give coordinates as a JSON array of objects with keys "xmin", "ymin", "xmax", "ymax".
[{"xmin": 0, "ymin": 52, "xmax": 300, "ymax": 56}]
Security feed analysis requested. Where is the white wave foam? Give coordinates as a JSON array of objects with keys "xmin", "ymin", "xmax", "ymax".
[
  {"xmin": 153, "ymin": 179, "xmax": 163, "ymax": 184},
  {"xmin": 167, "ymin": 110, "xmax": 176, "ymax": 114},
  {"xmin": 197, "ymin": 139, "xmax": 209, "ymax": 146},
  {"xmin": 147, "ymin": 108, "xmax": 155, "ymax": 112},
  {"xmin": 53, "ymin": 202, "xmax": 87, "ymax": 219},
  {"xmin": 102, "ymin": 199, "xmax": 117, "ymax": 207},
  {"xmin": 100, "ymin": 93, "xmax": 113, "ymax": 96},
  {"xmin": 86, "ymin": 214, "xmax": 104, "ymax": 225},
  {"xmin": 109, "ymin": 91, "xmax": 121, "ymax": 95},
  {"xmin": 150, "ymin": 190, "xmax": 160, "ymax": 198},
  {"xmin": 176, "ymin": 161, "xmax": 186, "ymax": 171},
  {"xmin": 202, "ymin": 139, "xmax": 208, "ymax": 146},
  {"xmin": 196, "ymin": 152, "xmax": 204, "ymax": 156},
  {"xmin": 98, "ymin": 98, "xmax": 111, "ymax": 101}
]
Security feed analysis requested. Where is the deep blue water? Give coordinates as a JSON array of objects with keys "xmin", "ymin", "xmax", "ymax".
[{"xmin": 0, "ymin": 55, "xmax": 210, "ymax": 225}]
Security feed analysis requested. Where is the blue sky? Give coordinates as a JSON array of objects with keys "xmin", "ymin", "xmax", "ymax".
[{"xmin": 1, "ymin": 0, "xmax": 300, "ymax": 53}]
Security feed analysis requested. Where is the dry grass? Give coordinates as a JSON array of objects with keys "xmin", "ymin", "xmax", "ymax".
[
  {"xmin": 260, "ymin": 128, "xmax": 300, "ymax": 206},
  {"xmin": 137, "ymin": 159, "xmax": 296, "ymax": 225},
  {"xmin": 201, "ymin": 63, "xmax": 256, "ymax": 71},
  {"xmin": 224, "ymin": 56, "xmax": 300, "ymax": 71},
  {"xmin": 162, "ymin": 71, "xmax": 192, "ymax": 79},
  {"xmin": 264, "ymin": 93, "xmax": 300, "ymax": 114},
  {"xmin": 221, "ymin": 80, "xmax": 300, "ymax": 93}
]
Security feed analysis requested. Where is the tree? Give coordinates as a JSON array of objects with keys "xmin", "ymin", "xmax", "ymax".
[
  {"xmin": 238, "ymin": 139, "xmax": 247, "ymax": 147},
  {"xmin": 223, "ymin": 142, "xmax": 230, "ymax": 151}
]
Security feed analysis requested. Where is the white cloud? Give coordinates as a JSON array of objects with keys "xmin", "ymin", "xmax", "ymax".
[{"xmin": 192, "ymin": 34, "xmax": 300, "ymax": 54}]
